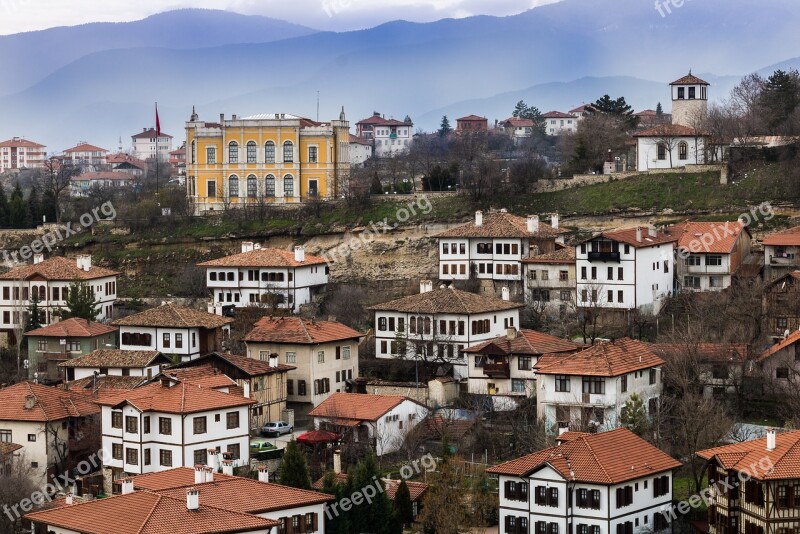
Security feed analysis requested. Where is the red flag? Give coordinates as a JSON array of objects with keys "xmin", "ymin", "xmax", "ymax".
[{"xmin": 155, "ymin": 103, "xmax": 161, "ymax": 137}]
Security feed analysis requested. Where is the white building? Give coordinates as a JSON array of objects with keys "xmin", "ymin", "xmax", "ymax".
[
  {"xmin": 112, "ymin": 303, "xmax": 233, "ymax": 363},
  {"xmin": 576, "ymin": 226, "xmax": 677, "ymax": 315},
  {"xmin": 463, "ymin": 328, "xmax": 579, "ymax": 409},
  {"xmin": 198, "ymin": 243, "xmax": 329, "ymax": 313},
  {"xmin": 542, "ymin": 111, "xmax": 578, "ymax": 135},
  {"xmin": 499, "ymin": 117, "xmax": 535, "ymax": 144},
  {"xmin": 523, "ymin": 247, "xmax": 577, "ymax": 318},
  {"xmin": 763, "ymin": 225, "xmax": 800, "ymax": 282},
  {"xmin": 0, "ymin": 137, "xmax": 47, "ymax": 171},
  {"xmin": 309, "ymin": 392, "xmax": 429, "ymax": 456},
  {"xmin": 670, "ymin": 221, "xmax": 752, "ymax": 292},
  {"xmin": 59, "ymin": 349, "xmax": 172, "ymax": 382},
  {"xmin": 488, "ymin": 428, "xmax": 681, "ymax": 534},
  {"xmin": 349, "ymin": 134, "xmax": 373, "ymax": 167},
  {"xmin": 70, "ymin": 171, "xmax": 136, "ymax": 197},
  {"xmin": 369, "ymin": 282, "xmax": 524, "ymax": 380},
  {"xmin": 535, "ymin": 338, "xmax": 664, "ymax": 433},
  {"xmin": 62, "ymin": 142, "xmax": 109, "ymax": 168},
  {"xmin": 0, "ymin": 254, "xmax": 118, "ymax": 346},
  {"xmin": 132, "ymin": 127, "xmax": 173, "ymax": 162},
  {"xmin": 670, "ymin": 71, "xmax": 710, "ymax": 128},
  {"xmin": 355, "ymin": 112, "xmax": 413, "ymax": 157}
]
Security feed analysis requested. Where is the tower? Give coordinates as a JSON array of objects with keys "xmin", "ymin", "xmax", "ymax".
[{"xmin": 670, "ymin": 70, "xmax": 710, "ymax": 127}]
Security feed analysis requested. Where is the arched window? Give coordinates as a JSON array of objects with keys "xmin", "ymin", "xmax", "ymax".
[
  {"xmin": 657, "ymin": 143, "xmax": 667, "ymax": 160},
  {"xmin": 228, "ymin": 175, "xmax": 239, "ymax": 197},
  {"xmin": 265, "ymin": 141, "xmax": 275, "ymax": 163},
  {"xmin": 678, "ymin": 141, "xmax": 688, "ymax": 160},
  {"xmin": 409, "ymin": 317, "xmax": 417, "ymax": 334},
  {"xmin": 283, "ymin": 175, "xmax": 294, "ymax": 197},
  {"xmin": 32, "ymin": 286, "xmax": 38, "ymax": 301},
  {"xmin": 191, "ymin": 140, "xmax": 196, "ymax": 164},
  {"xmin": 265, "ymin": 174, "xmax": 275, "ymax": 197},
  {"xmin": 228, "ymin": 141, "xmax": 239, "ymax": 163},
  {"xmin": 246, "ymin": 141, "xmax": 257, "ymax": 163},
  {"xmin": 246, "ymin": 175, "xmax": 257, "ymax": 198},
  {"xmin": 283, "ymin": 141, "xmax": 293, "ymax": 163}
]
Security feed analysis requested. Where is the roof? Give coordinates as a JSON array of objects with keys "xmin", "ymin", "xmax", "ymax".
[
  {"xmin": 583, "ymin": 227, "xmax": 678, "ymax": 249},
  {"xmin": 500, "ymin": 117, "xmax": 535, "ymax": 128},
  {"xmin": 72, "ymin": 171, "xmax": 135, "ymax": 181},
  {"xmin": 669, "ymin": 221, "xmax": 747, "ymax": 254},
  {"xmin": 132, "ymin": 128, "xmax": 173, "ymax": 139},
  {"xmin": 569, "ymin": 104, "xmax": 596, "ymax": 114},
  {"xmin": 356, "ymin": 113, "xmax": 413, "ymax": 126},
  {"xmin": 0, "ymin": 442, "xmax": 23, "ymax": 456},
  {"xmin": 159, "ymin": 366, "xmax": 239, "ymax": 390},
  {"xmin": 197, "ymin": 247, "xmax": 327, "ymax": 268},
  {"xmin": 435, "ymin": 211, "xmax": 564, "ymax": 239},
  {"xmin": 176, "ymin": 352, "xmax": 296, "ymax": 377},
  {"xmin": 239, "ymin": 113, "xmax": 301, "ymax": 121},
  {"xmin": 58, "ymin": 350, "xmax": 170, "ymax": 369},
  {"xmin": 0, "ymin": 382, "xmax": 100, "ymax": 422},
  {"xmin": 759, "ymin": 330, "xmax": 800, "ymax": 362},
  {"xmin": 95, "ymin": 380, "xmax": 253, "ymax": 414},
  {"xmin": 349, "ymin": 134, "xmax": 372, "ymax": 146},
  {"xmin": 368, "ymin": 287, "xmax": 523, "ymax": 314},
  {"xmin": 313, "ymin": 474, "xmax": 428, "ymax": 501},
  {"xmin": 65, "ymin": 375, "xmax": 147, "ymax": 392},
  {"xmin": 488, "ymin": 428, "xmax": 681, "ymax": 482},
  {"xmin": 651, "ymin": 343, "xmax": 749, "ymax": 364},
  {"xmin": 24, "ymin": 318, "xmax": 117, "ymax": 338},
  {"xmin": 522, "ymin": 247, "xmax": 576, "ymax": 264},
  {"xmin": 0, "ymin": 256, "xmax": 119, "ymax": 281},
  {"xmin": 457, "ymin": 115, "xmax": 487, "ymax": 121},
  {"xmin": 697, "ymin": 430, "xmax": 800, "ymax": 480},
  {"xmin": 309, "ymin": 392, "xmax": 423, "ymax": 422},
  {"xmin": 535, "ymin": 338, "xmax": 664, "ymax": 377},
  {"xmin": 542, "ymin": 111, "xmax": 576, "ymax": 119},
  {"xmin": 670, "ymin": 72, "xmax": 710, "ymax": 85},
  {"xmin": 634, "ymin": 124, "xmax": 705, "ymax": 137},
  {"xmin": 463, "ymin": 329, "xmax": 579, "ymax": 356},
  {"xmin": 0, "ymin": 137, "xmax": 45, "ymax": 148},
  {"xmin": 24, "ymin": 490, "xmax": 279, "ymax": 534},
  {"xmin": 112, "ymin": 303, "xmax": 233, "ymax": 329},
  {"xmin": 635, "ymin": 109, "xmax": 659, "ymax": 117},
  {"xmin": 63, "ymin": 143, "xmax": 107, "ymax": 153},
  {"xmin": 107, "ymin": 153, "xmax": 147, "ymax": 169},
  {"xmin": 555, "ymin": 431, "xmax": 591, "ymax": 443},
  {"xmin": 244, "ymin": 317, "xmax": 362, "ymax": 344},
  {"xmin": 763, "ymin": 226, "xmax": 800, "ymax": 246}
]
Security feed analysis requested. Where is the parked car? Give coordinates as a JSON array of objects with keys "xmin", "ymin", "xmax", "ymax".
[
  {"xmin": 249, "ymin": 438, "xmax": 277, "ymax": 457},
  {"xmin": 260, "ymin": 421, "xmax": 293, "ymax": 437}
]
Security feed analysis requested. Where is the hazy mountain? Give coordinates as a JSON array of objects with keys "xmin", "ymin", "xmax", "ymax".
[{"xmin": 2, "ymin": 0, "xmax": 800, "ymax": 150}]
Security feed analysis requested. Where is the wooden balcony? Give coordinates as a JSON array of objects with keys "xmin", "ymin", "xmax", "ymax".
[
  {"xmin": 483, "ymin": 362, "xmax": 510, "ymax": 378},
  {"xmin": 588, "ymin": 251, "xmax": 620, "ymax": 263}
]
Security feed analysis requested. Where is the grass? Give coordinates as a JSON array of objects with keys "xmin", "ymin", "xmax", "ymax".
[{"xmin": 673, "ymin": 474, "xmax": 709, "ymax": 508}]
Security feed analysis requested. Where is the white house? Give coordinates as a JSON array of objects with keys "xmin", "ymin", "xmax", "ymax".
[
  {"xmin": 61, "ymin": 142, "xmax": 109, "ymax": 168},
  {"xmin": 58, "ymin": 349, "xmax": 173, "ymax": 382},
  {"xmin": 308, "ymin": 392, "xmax": 429, "ymax": 456},
  {"xmin": 369, "ymin": 282, "xmax": 524, "ymax": 380},
  {"xmin": 70, "ymin": 171, "xmax": 136, "ymax": 197},
  {"xmin": 198, "ymin": 243, "xmax": 329, "ymax": 314},
  {"xmin": 132, "ymin": 127, "xmax": 173, "ymax": 162},
  {"xmin": 463, "ymin": 328, "xmax": 579, "ymax": 409},
  {"xmin": 349, "ymin": 134, "xmax": 373, "ymax": 167},
  {"xmin": 487, "ymin": 428, "xmax": 681, "ymax": 534},
  {"xmin": 670, "ymin": 221, "xmax": 752, "ymax": 292},
  {"xmin": 354, "ymin": 112, "xmax": 413, "ymax": 157},
  {"xmin": 500, "ymin": 118, "xmax": 535, "ymax": 144},
  {"xmin": 575, "ymin": 226, "xmax": 677, "ymax": 315},
  {"xmin": 97, "ymin": 377, "xmax": 254, "ymax": 490},
  {"xmin": 112, "ymin": 303, "xmax": 233, "ymax": 363},
  {"xmin": 0, "ymin": 254, "xmax": 118, "ymax": 346},
  {"xmin": 523, "ymin": 247, "xmax": 577, "ymax": 318},
  {"xmin": 0, "ymin": 137, "xmax": 47, "ymax": 171},
  {"xmin": 542, "ymin": 111, "xmax": 578, "ymax": 135},
  {"xmin": 534, "ymin": 338, "xmax": 664, "ymax": 433},
  {"xmin": 763, "ymin": 225, "xmax": 800, "ymax": 281}
]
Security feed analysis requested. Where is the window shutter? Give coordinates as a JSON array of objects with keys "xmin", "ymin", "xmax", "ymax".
[
  {"xmin": 653, "ymin": 477, "xmax": 660, "ymax": 497},
  {"xmin": 625, "ymin": 486, "xmax": 633, "ymax": 505},
  {"xmin": 312, "ymin": 513, "xmax": 318, "ymax": 532},
  {"xmin": 616, "ymin": 488, "xmax": 623, "ymax": 508},
  {"xmin": 549, "ymin": 487, "xmax": 558, "ymax": 506},
  {"xmin": 592, "ymin": 490, "xmax": 601, "ymax": 509},
  {"xmin": 505, "ymin": 516, "xmax": 513, "ymax": 533}
]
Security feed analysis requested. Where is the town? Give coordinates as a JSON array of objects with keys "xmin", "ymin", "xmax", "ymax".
[{"xmin": 1, "ymin": 3, "xmax": 800, "ymax": 534}]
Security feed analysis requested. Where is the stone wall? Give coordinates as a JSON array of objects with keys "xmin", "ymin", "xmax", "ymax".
[{"xmin": 531, "ymin": 165, "xmax": 724, "ymax": 193}]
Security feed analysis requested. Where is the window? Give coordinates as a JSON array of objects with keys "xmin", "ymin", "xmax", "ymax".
[
  {"xmin": 284, "ymin": 175, "xmax": 294, "ymax": 197},
  {"xmin": 679, "ymin": 141, "xmax": 688, "ymax": 160},
  {"xmin": 649, "ymin": 368, "xmax": 657, "ymax": 385},
  {"xmin": 193, "ymin": 416, "xmax": 207, "ymax": 434},
  {"xmin": 583, "ymin": 376, "xmax": 605, "ymax": 394},
  {"xmin": 173, "ymin": 333, "xmax": 182, "ymax": 349},
  {"xmin": 555, "ymin": 375, "xmax": 570, "ymax": 392},
  {"xmin": 285, "ymin": 351, "xmax": 296, "ymax": 363},
  {"xmin": 653, "ymin": 475, "xmax": 670, "ymax": 497},
  {"xmin": 317, "ymin": 351, "xmax": 325, "ymax": 363},
  {"xmin": 228, "ymin": 141, "xmax": 238, "ymax": 163},
  {"xmin": 191, "ymin": 140, "xmax": 196, "ymax": 163},
  {"xmin": 684, "ymin": 276, "xmax": 701, "ymax": 289},
  {"xmin": 126, "ymin": 448, "xmax": 138, "ymax": 465},
  {"xmin": 308, "ymin": 146, "xmax": 318, "ymax": 163},
  {"xmin": 247, "ymin": 141, "xmax": 257, "ymax": 163},
  {"xmin": 265, "ymin": 141, "xmax": 275, "ymax": 163},
  {"xmin": 518, "ymin": 356, "xmax": 532, "ymax": 371},
  {"xmin": 158, "ymin": 417, "xmax": 172, "ymax": 435},
  {"xmin": 27, "ymin": 433, "xmax": 35, "ymax": 442},
  {"xmin": 125, "ymin": 416, "xmax": 138, "ymax": 434},
  {"xmin": 616, "ymin": 485, "xmax": 634, "ymax": 507},
  {"xmin": 657, "ymin": 143, "xmax": 667, "ymax": 160},
  {"xmin": 777, "ymin": 367, "xmax": 790, "ymax": 379},
  {"xmin": 581, "ymin": 266, "xmax": 587, "ymax": 280},
  {"xmin": 162, "ymin": 332, "xmax": 171, "ymax": 348},
  {"xmin": 206, "ymin": 146, "xmax": 216, "ymax": 164},
  {"xmin": 194, "ymin": 449, "xmax": 206, "ymax": 467},
  {"xmin": 689, "ymin": 86, "xmax": 696, "ymax": 99},
  {"xmin": 207, "ymin": 180, "xmax": 217, "ymax": 198},
  {"xmin": 112, "ymin": 443, "xmax": 123, "ymax": 460},
  {"xmin": 144, "ymin": 449, "xmax": 151, "ymax": 466},
  {"xmin": 247, "ymin": 175, "xmax": 257, "ymax": 197},
  {"xmin": 0, "ymin": 430, "xmax": 11, "ymax": 442},
  {"xmin": 621, "ymin": 374, "xmax": 628, "ymax": 393},
  {"xmin": 228, "ymin": 175, "xmax": 239, "ymax": 197},
  {"xmin": 342, "ymin": 346, "xmax": 351, "ymax": 359},
  {"xmin": 226, "ymin": 411, "xmax": 239, "ymax": 429},
  {"xmin": 298, "ymin": 380, "xmax": 307, "ymax": 396},
  {"xmin": 265, "ymin": 174, "xmax": 276, "ymax": 196},
  {"xmin": 283, "ymin": 141, "xmax": 293, "ymax": 162},
  {"xmin": 227, "ymin": 443, "xmax": 241, "ymax": 460},
  {"xmin": 706, "ymin": 255, "xmax": 722, "ymax": 266},
  {"xmin": 512, "ymin": 379, "xmax": 526, "ymax": 393},
  {"xmin": 111, "ymin": 411, "xmax": 123, "ymax": 429}
]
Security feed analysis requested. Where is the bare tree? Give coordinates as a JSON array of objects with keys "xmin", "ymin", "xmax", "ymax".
[
  {"xmin": 0, "ymin": 451, "xmax": 39, "ymax": 533},
  {"xmin": 40, "ymin": 157, "xmax": 80, "ymax": 224}
]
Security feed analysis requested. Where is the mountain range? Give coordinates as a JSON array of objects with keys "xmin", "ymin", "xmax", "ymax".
[{"xmin": 2, "ymin": 0, "xmax": 800, "ymax": 152}]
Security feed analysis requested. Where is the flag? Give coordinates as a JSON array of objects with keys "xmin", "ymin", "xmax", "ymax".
[{"xmin": 155, "ymin": 103, "xmax": 161, "ymax": 137}]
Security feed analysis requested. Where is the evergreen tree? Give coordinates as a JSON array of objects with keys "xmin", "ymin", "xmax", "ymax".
[
  {"xmin": 370, "ymin": 173, "xmax": 384, "ymax": 195},
  {"xmin": 322, "ymin": 471, "xmax": 351, "ymax": 534},
  {"xmin": 760, "ymin": 69, "xmax": 800, "ymax": 132},
  {"xmin": 25, "ymin": 294, "xmax": 45, "ymax": 332},
  {"xmin": 56, "ymin": 280, "xmax": 100, "ymax": 321},
  {"xmin": 393, "ymin": 479, "xmax": 414, "ymax": 527},
  {"xmin": 620, "ymin": 393, "xmax": 650, "ymax": 437},
  {"xmin": 9, "ymin": 182, "xmax": 26, "ymax": 228},
  {"xmin": 27, "ymin": 184, "xmax": 42, "ymax": 228},
  {"xmin": 0, "ymin": 184, "xmax": 9, "ymax": 227},
  {"xmin": 420, "ymin": 457, "xmax": 470, "ymax": 534},
  {"xmin": 40, "ymin": 187, "xmax": 58, "ymax": 224},
  {"xmin": 655, "ymin": 102, "xmax": 664, "ymax": 116},
  {"xmin": 348, "ymin": 453, "xmax": 400, "ymax": 534},
  {"xmin": 511, "ymin": 100, "xmax": 545, "ymax": 132},
  {"xmin": 591, "ymin": 94, "xmax": 639, "ymax": 128},
  {"xmin": 512, "ymin": 100, "xmax": 528, "ymax": 118},
  {"xmin": 438, "ymin": 116, "xmax": 452, "ymax": 137},
  {"xmin": 278, "ymin": 439, "xmax": 311, "ymax": 490}
]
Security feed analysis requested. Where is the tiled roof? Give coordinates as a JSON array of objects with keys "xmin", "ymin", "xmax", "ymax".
[
  {"xmin": 24, "ymin": 490, "xmax": 279, "ymax": 533},
  {"xmin": 368, "ymin": 287, "xmax": 523, "ymax": 314},
  {"xmin": 463, "ymin": 329, "xmax": 579, "ymax": 356},
  {"xmin": 0, "ymin": 382, "xmax": 100, "ymax": 422},
  {"xmin": 0, "ymin": 442, "xmax": 22, "ymax": 456},
  {"xmin": 71, "ymin": 171, "xmax": 135, "ymax": 181},
  {"xmin": 180, "ymin": 352, "xmax": 296, "ymax": 376},
  {"xmin": 0, "ymin": 138, "xmax": 45, "ymax": 148},
  {"xmin": 522, "ymin": 247, "xmax": 576, "ymax": 264},
  {"xmin": 132, "ymin": 128, "xmax": 173, "ymax": 139},
  {"xmin": 313, "ymin": 474, "xmax": 428, "ymax": 501},
  {"xmin": 356, "ymin": 114, "xmax": 412, "ymax": 126},
  {"xmin": 583, "ymin": 227, "xmax": 678, "ymax": 249},
  {"xmin": 58, "ymin": 350, "xmax": 170, "ymax": 369},
  {"xmin": 569, "ymin": 104, "xmax": 596, "ymax": 114},
  {"xmin": 634, "ymin": 124, "xmax": 704, "ymax": 137},
  {"xmin": 488, "ymin": 428, "xmax": 681, "ymax": 482},
  {"xmin": 435, "ymin": 211, "xmax": 563, "ymax": 239},
  {"xmin": 651, "ymin": 343, "xmax": 749, "ymax": 364},
  {"xmin": 95, "ymin": 380, "xmax": 253, "ymax": 414},
  {"xmin": 555, "ymin": 431, "xmax": 590, "ymax": 443},
  {"xmin": 107, "ymin": 153, "xmax": 147, "ymax": 169},
  {"xmin": 197, "ymin": 247, "xmax": 326, "ymax": 268},
  {"xmin": 501, "ymin": 117, "xmax": 535, "ymax": 128},
  {"xmin": 160, "ymin": 366, "xmax": 239, "ymax": 390},
  {"xmin": 763, "ymin": 226, "xmax": 800, "ymax": 246},
  {"xmin": 349, "ymin": 134, "xmax": 372, "ymax": 146},
  {"xmin": 759, "ymin": 330, "xmax": 800, "ymax": 362},
  {"xmin": 65, "ymin": 375, "xmax": 147, "ymax": 392},
  {"xmin": 0, "ymin": 256, "xmax": 119, "ymax": 281},
  {"xmin": 457, "ymin": 115, "xmax": 487, "ymax": 121},
  {"xmin": 244, "ymin": 317, "xmax": 363, "ymax": 344},
  {"xmin": 24, "ymin": 318, "xmax": 117, "ymax": 338},
  {"xmin": 542, "ymin": 111, "xmax": 576, "ymax": 119},
  {"xmin": 669, "ymin": 221, "xmax": 747, "ymax": 254},
  {"xmin": 63, "ymin": 143, "xmax": 107, "ymax": 153},
  {"xmin": 635, "ymin": 109, "xmax": 658, "ymax": 117},
  {"xmin": 309, "ymin": 393, "xmax": 420, "ymax": 422},
  {"xmin": 131, "ymin": 468, "xmax": 234, "ymax": 491},
  {"xmin": 112, "ymin": 303, "xmax": 233, "ymax": 329},
  {"xmin": 670, "ymin": 73, "xmax": 710, "ymax": 85},
  {"xmin": 697, "ymin": 430, "xmax": 800, "ymax": 480},
  {"xmin": 535, "ymin": 338, "xmax": 664, "ymax": 377}
]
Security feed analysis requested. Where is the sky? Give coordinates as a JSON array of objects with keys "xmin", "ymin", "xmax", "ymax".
[{"xmin": 0, "ymin": 0, "xmax": 562, "ymax": 34}]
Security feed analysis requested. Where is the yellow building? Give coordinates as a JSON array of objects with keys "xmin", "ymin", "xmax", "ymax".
[{"xmin": 185, "ymin": 108, "xmax": 350, "ymax": 213}]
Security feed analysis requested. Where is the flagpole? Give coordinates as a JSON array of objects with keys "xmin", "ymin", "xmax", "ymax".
[{"xmin": 155, "ymin": 102, "xmax": 159, "ymax": 196}]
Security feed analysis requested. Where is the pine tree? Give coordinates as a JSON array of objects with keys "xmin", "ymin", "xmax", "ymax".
[
  {"xmin": 278, "ymin": 439, "xmax": 311, "ymax": 490},
  {"xmin": 322, "ymin": 471, "xmax": 351, "ymax": 534},
  {"xmin": 512, "ymin": 100, "xmax": 528, "ymax": 118},
  {"xmin": 620, "ymin": 393, "xmax": 650, "ymax": 436},
  {"xmin": 9, "ymin": 182, "xmax": 26, "ymax": 228},
  {"xmin": 40, "ymin": 187, "xmax": 58, "ymax": 224},
  {"xmin": 591, "ymin": 94, "xmax": 639, "ymax": 128},
  {"xmin": 393, "ymin": 479, "xmax": 414, "ymax": 527},
  {"xmin": 27, "ymin": 184, "xmax": 41, "ymax": 228},
  {"xmin": 348, "ymin": 453, "xmax": 400, "ymax": 534},
  {"xmin": 25, "ymin": 294, "xmax": 45, "ymax": 332},
  {"xmin": 655, "ymin": 102, "xmax": 664, "ymax": 116},
  {"xmin": 0, "ymin": 184, "xmax": 9, "ymax": 227},
  {"xmin": 56, "ymin": 280, "xmax": 100, "ymax": 321},
  {"xmin": 438, "ymin": 116, "xmax": 452, "ymax": 138}
]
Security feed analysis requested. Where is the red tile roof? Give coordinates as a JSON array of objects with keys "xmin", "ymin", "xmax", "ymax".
[
  {"xmin": 63, "ymin": 143, "xmax": 107, "ymax": 153},
  {"xmin": 488, "ymin": 428, "xmax": 681, "ymax": 482},
  {"xmin": 670, "ymin": 73, "xmax": 710, "ymax": 85},
  {"xmin": 64, "ymin": 375, "xmax": 147, "ymax": 393},
  {"xmin": 132, "ymin": 128, "xmax": 173, "ymax": 139},
  {"xmin": 669, "ymin": 221, "xmax": 747, "ymax": 254},
  {"xmin": 501, "ymin": 117, "xmax": 535, "ymax": 128},
  {"xmin": 759, "ymin": 330, "xmax": 800, "ymax": 362},
  {"xmin": 95, "ymin": 380, "xmax": 253, "ymax": 414},
  {"xmin": 160, "ymin": 366, "xmax": 239, "ymax": 390},
  {"xmin": 697, "ymin": 430, "xmax": 800, "ymax": 480},
  {"xmin": 584, "ymin": 227, "xmax": 678, "ymax": 249},
  {"xmin": 368, "ymin": 287, "xmax": 523, "ymax": 314},
  {"xmin": 112, "ymin": 303, "xmax": 233, "ymax": 329},
  {"xmin": 0, "ymin": 442, "xmax": 23, "ymax": 456},
  {"xmin": 651, "ymin": 343, "xmax": 749, "ymax": 364},
  {"xmin": 313, "ymin": 474, "xmax": 428, "ymax": 501},
  {"xmin": 0, "ymin": 382, "xmax": 100, "ymax": 422},
  {"xmin": 457, "ymin": 115, "xmax": 487, "ymax": 122},
  {"xmin": 198, "ymin": 247, "xmax": 327, "ymax": 268},
  {"xmin": 244, "ymin": 317, "xmax": 362, "ymax": 344},
  {"xmin": 309, "ymin": 392, "xmax": 423, "ymax": 422},
  {"xmin": 107, "ymin": 153, "xmax": 147, "ymax": 169},
  {"xmin": 635, "ymin": 109, "xmax": 659, "ymax": 117},
  {"xmin": 25, "ymin": 490, "xmax": 280, "ymax": 533},
  {"xmin": 58, "ymin": 350, "xmax": 171, "ymax": 369},
  {"xmin": 522, "ymin": 247, "xmax": 575, "ymax": 264},
  {"xmin": 634, "ymin": 124, "xmax": 705, "ymax": 137},
  {"xmin": 0, "ymin": 256, "xmax": 119, "ymax": 281},
  {"xmin": 463, "ymin": 329, "xmax": 579, "ymax": 356},
  {"xmin": 0, "ymin": 138, "xmax": 45, "ymax": 148},
  {"xmin": 72, "ymin": 171, "xmax": 135, "ymax": 181},
  {"xmin": 542, "ymin": 111, "xmax": 576, "ymax": 119},
  {"xmin": 763, "ymin": 226, "xmax": 800, "ymax": 246},
  {"xmin": 569, "ymin": 104, "xmax": 596, "ymax": 114},
  {"xmin": 24, "ymin": 318, "xmax": 117, "ymax": 338},
  {"xmin": 180, "ymin": 352, "xmax": 296, "ymax": 377},
  {"xmin": 535, "ymin": 338, "xmax": 664, "ymax": 377},
  {"xmin": 349, "ymin": 134, "xmax": 372, "ymax": 146},
  {"xmin": 435, "ymin": 211, "xmax": 563, "ymax": 239}
]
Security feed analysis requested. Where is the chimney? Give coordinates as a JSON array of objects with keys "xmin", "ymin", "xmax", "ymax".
[
  {"xmin": 120, "ymin": 477, "xmax": 134, "ymax": 495},
  {"xmin": 206, "ymin": 450, "xmax": 218, "ymax": 472},
  {"xmin": 65, "ymin": 493, "xmax": 73, "ymax": 505},
  {"xmin": 420, "ymin": 280, "xmax": 433, "ymax": 294},
  {"xmin": 333, "ymin": 448, "xmax": 342, "ymax": 474},
  {"xmin": 636, "ymin": 227, "xmax": 643, "ymax": 243},
  {"xmin": 475, "ymin": 210, "xmax": 483, "ymax": 227},
  {"xmin": 558, "ymin": 426, "xmax": 569, "ymax": 437},
  {"xmin": 33, "ymin": 253, "xmax": 44, "ymax": 264},
  {"xmin": 294, "ymin": 246, "xmax": 305, "ymax": 263},
  {"xmin": 501, "ymin": 287, "xmax": 510, "ymax": 301},
  {"xmin": 648, "ymin": 226, "xmax": 657, "ymax": 238},
  {"xmin": 204, "ymin": 466, "xmax": 214, "ymax": 483},
  {"xmin": 186, "ymin": 488, "xmax": 200, "ymax": 511},
  {"xmin": 194, "ymin": 465, "xmax": 204, "ymax": 484},
  {"xmin": 767, "ymin": 428, "xmax": 776, "ymax": 451},
  {"xmin": 24, "ymin": 394, "xmax": 36, "ymax": 410},
  {"xmin": 527, "ymin": 215, "xmax": 540, "ymax": 233},
  {"xmin": 258, "ymin": 465, "xmax": 269, "ymax": 483},
  {"xmin": 221, "ymin": 460, "xmax": 234, "ymax": 476},
  {"xmin": 506, "ymin": 327, "xmax": 517, "ymax": 340},
  {"xmin": 269, "ymin": 353, "xmax": 279, "ymax": 368},
  {"xmin": 232, "ymin": 114, "xmax": 237, "ymax": 120},
  {"xmin": 143, "ymin": 127, "xmax": 147, "ymax": 132},
  {"xmin": 219, "ymin": 113, "xmax": 224, "ymax": 123},
  {"xmin": 241, "ymin": 242, "xmax": 254, "ymax": 253},
  {"xmin": 551, "ymin": 213, "xmax": 559, "ymax": 230},
  {"xmin": 76, "ymin": 255, "xmax": 92, "ymax": 271}
]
